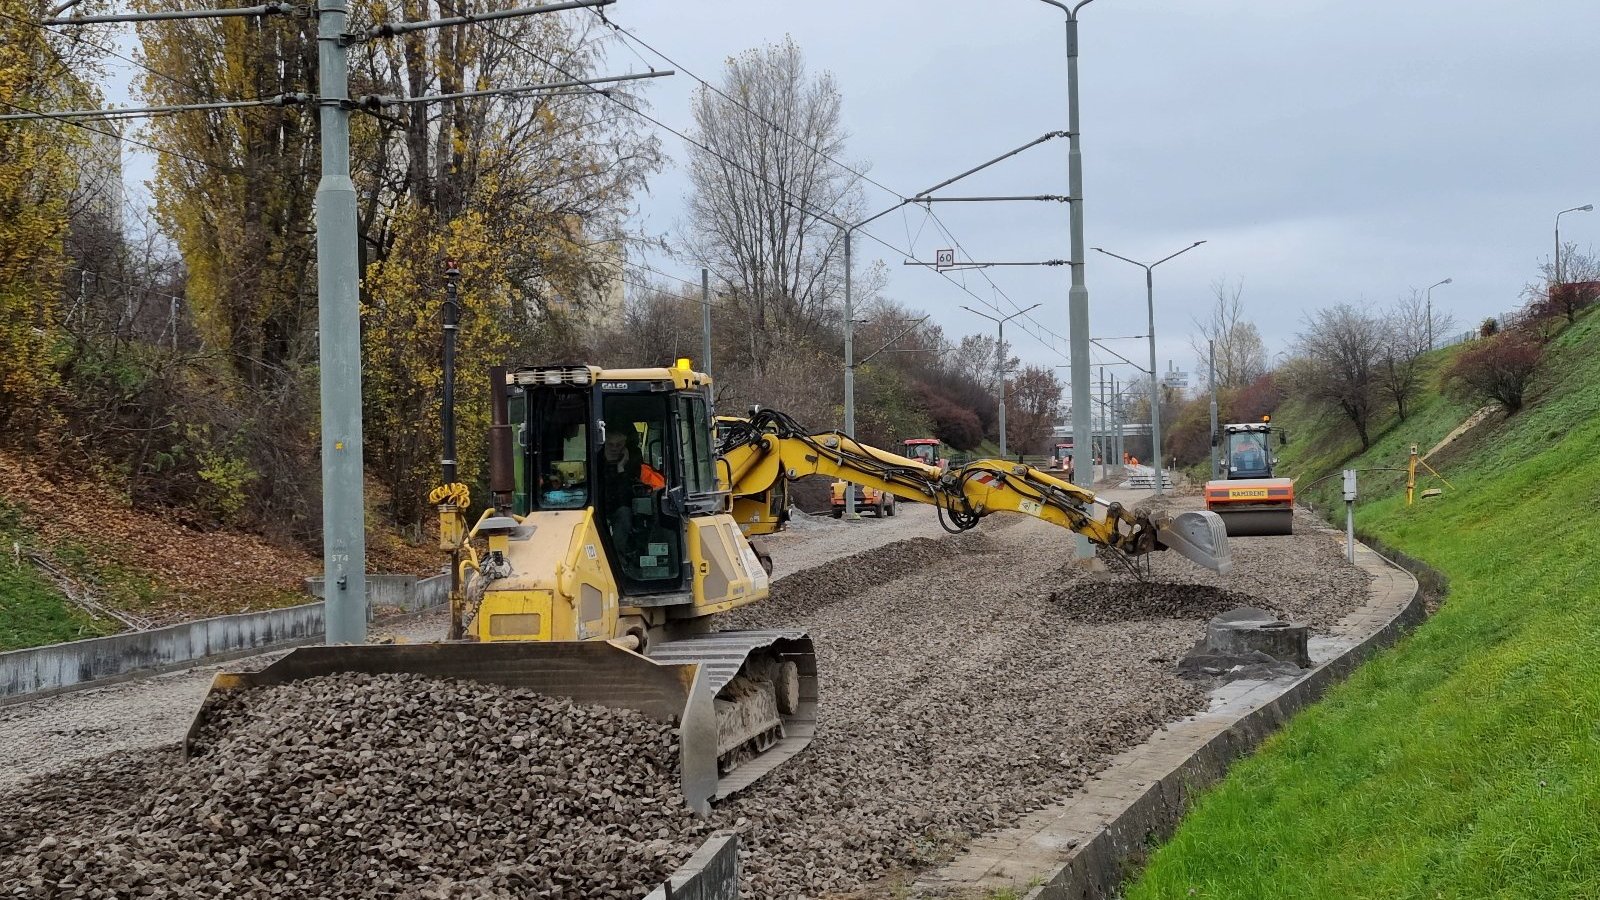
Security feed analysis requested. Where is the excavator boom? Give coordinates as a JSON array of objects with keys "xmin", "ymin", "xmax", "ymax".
[{"xmin": 720, "ymin": 410, "xmax": 1232, "ymax": 574}]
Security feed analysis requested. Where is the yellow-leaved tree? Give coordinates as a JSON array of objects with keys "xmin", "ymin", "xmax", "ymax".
[
  {"xmin": 134, "ymin": 0, "xmax": 319, "ymax": 389},
  {"xmin": 0, "ymin": 0, "xmax": 101, "ymax": 432}
]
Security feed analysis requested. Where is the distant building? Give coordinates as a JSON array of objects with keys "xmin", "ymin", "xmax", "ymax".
[
  {"xmin": 1161, "ymin": 360, "xmax": 1190, "ymax": 391},
  {"xmin": 546, "ymin": 239, "xmax": 625, "ymax": 325},
  {"xmin": 67, "ymin": 116, "xmax": 125, "ymax": 235}
]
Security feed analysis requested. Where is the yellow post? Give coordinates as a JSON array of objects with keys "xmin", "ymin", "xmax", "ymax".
[{"xmin": 1407, "ymin": 445, "xmax": 1418, "ymax": 506}]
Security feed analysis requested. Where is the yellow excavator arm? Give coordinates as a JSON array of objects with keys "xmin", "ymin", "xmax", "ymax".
[{"xmin": 718, "ymin": 410, "xmax": 1232, "ymax": 574}]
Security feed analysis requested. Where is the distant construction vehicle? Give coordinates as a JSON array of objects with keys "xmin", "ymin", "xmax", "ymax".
[
  {"xmin": 830, "ymin": 479, "xmax": 896, "ymax": 517},
  {"xmin": 1204, "ymin": 415, "xmax": 1295, "ymax": 536},
  {"xmin": 899, "ymin": 438, "xmax": 948, "ymax": 471},
  {"xmin": 1048, "ymin": 440, "xmax": 1076, "ymax": 480}
]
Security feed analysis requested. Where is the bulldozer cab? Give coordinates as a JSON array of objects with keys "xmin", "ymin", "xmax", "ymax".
[{"xmin": 511, "ymin": 364, "xmax": 720, "ymax": 595}]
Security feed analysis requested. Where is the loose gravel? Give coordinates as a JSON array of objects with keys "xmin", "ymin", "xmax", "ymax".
[
  {"xmin": 0, "ymin": 494, "xmax": 1372, "ymax": 900},
  {"xmin": 2, "ymin": 673, "xmax": 704, "ymax": 899}
]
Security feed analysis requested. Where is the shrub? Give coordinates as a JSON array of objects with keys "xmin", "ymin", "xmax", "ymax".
[
  {"xmin": 1480, "ymin": 317, "xmax": 1499, "ymax": 338},
  {"xmin": 1447, "ymin": 331, "xmax": 1543, "ymax": 413}
]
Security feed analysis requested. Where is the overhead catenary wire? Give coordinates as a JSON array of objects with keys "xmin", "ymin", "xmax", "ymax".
[
  {"xmin": 0, "ymin": 94, "xmax": 310, "ymax": 122},
  {"xmin": 587, "ymin": 7, "xmax": 908, "ymax": 204},
  {"xmin": 462, "ymin": 6, "xmax": 1071, "ymax": 365},
  {"xmin": 0, "ymin": 96, "xmax": 218, "ymax": 170},
  {"xmin": 0, "ymin": 8, "xmax": 237, "ymax": 103}
]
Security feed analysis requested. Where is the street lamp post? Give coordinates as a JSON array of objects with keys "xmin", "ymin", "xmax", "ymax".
[
  {"xmin": 1556, "ymin": 204, "xmax": 1595, "ymax": 289},
  {"xmin": 1091, "ymin": 241, "xmax": 1205, "ymax": 496},
  {"xmin": 1424, "ymin": 277, "xmax": 1452, "ymax": 349},
  {"xmin": 962, "ymin": 303, "xmax": 1042, "ymax": 458}
]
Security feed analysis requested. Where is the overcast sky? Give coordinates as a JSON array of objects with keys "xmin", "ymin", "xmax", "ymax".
[{"xmin": 107, "ymin": 0, "xmax": 1600, "ymax": 385}]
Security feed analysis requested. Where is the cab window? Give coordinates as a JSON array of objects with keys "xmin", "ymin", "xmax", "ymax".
[
  {"xmin": 530, "ymin": 388, "xmax": 590, "ymax": 511},
  {"xmin": 600, "ymin": 393, "xmax": 681, "ymax": 589},
  {"xmin": 678, "ymin": 395, "xmax": 716, "ymax": 501}
]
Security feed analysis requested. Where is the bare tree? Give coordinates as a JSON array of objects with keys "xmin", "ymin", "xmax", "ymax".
[
  {"xmin": 1289, "ymin": 304, "xmax": 1386, "ymax": 449},
  {"xmin": 684, "ymin": 38, "xmax": 863, "ymax": 374},
  {"xmin": 1378, "ymin": 290, "xmax": 1450, "ymax": 421},
  {"xmin": 949, "ymin": 333, "xmax": 1016, "ymax": 396},
  {"xmin": 1190, "ymin": 277, "xmax": 1267, "ymax": 391}
]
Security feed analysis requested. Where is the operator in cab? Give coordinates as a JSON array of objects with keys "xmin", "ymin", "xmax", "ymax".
[{"xmin": 600, "ymin": 427, "xmax": 665, "ymax": 547}]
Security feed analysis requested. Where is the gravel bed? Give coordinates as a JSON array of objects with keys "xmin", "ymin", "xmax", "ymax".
[
  {"xmin": 0, "ymin": 496, "xmax": 1372, "ymax": 900},
  {"xmin": 1, "ymin": 673, "xmax": 703, "ymax": 898},
  {"xmin": 1125, "ymin": 497, "xmax": 1372, "ymax": 630}
]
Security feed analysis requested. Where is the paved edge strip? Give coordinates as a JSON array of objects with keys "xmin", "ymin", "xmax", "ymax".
[{"xmin": 913, "ymin": 535, "xmax": 1422, "ymax": 900}]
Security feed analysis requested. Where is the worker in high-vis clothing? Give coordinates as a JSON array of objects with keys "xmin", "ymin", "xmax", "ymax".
[{"xmin": 601, "ymin": 427, "xmax": 665, "ymax": 548}]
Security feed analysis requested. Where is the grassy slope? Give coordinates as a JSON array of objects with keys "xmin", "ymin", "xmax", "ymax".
[
  {"xmin": 0, "ymin": 502, "xmax": 119, "ymax": 651},
  {"xmin": 1129, "ymin": 310, "xmax": 1600, "ymax": 899}
]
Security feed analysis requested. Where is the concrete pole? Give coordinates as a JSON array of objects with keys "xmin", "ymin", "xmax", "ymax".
[
  {"xmin": 1065, "ymin": 8, "xmax": 1094, "ymax": 559},
  {"xmin": 1097, "ymin": 366, "xmax": 1106, "ymax": 483},
  {"xmin": 315, "ymin": 0, "xmax": 366, "ymax": 644},
  {"xmin": 997, "ymin": 318, "xmax": 1009, "ymax": 458},
  {"xmin": 1145, "ymin": 267, "xmax": 1164, "ymax": 495},
  {"xmin": 843, "ymin": 230, "xmax": 857, "ymax": 519},
  {"xmin": 1208, "ymin": 339, "xmax": 1220, "ymax": 480},
  {"xmin": 1112, "ymin": 373, "xmax": 1121, "ymax": 474}
]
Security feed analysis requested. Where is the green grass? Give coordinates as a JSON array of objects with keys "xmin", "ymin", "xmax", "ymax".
[
  {"xmin": 1127, "ymin": 309, "xmax": 1600, "ymax": 899},
  {"xmin": 0, "ymin": 502, "xmax": 119, "ymax": 651}
]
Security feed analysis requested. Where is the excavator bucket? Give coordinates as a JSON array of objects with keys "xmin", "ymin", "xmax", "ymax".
[
  {"xmin": 182, "ymin": 635, "xmax": 817, "ymax": 817},
  {"xmin": 1153, "ymin": 510, "xmax": 1234, "ymax": 575}
]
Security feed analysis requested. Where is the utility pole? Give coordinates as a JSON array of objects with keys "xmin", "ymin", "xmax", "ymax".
[
  {"xmin": 1093, "ymin": 241, "xmax": 1205, "ymax": 496},
  {"xmin": 1098, "ymin": 366, "xmax": 1106, "ymax": 482},
  {"xmin": 843, "ymin": 230, "xmax": 857, "ymax": 519},
  {"xmin": 1112, "ymin": 372, "xmax": 1121, "ymax": 474},
  {"xmin": 1208, "ymin": 339, "xmax": 1220, "ymax": 479},
  {"xmin": 701, "ymin": 267, "xmax": 713, "ymax": 411},
  {"xmin": 1063, "ymin": 1, "xmax": 1094, "ymax": 555},
  {"xmin": 961, "ymin": 303, "xmax": 1041, "ymax": 459},
  {"xmin": 315, "ymin": 0, "xmax": 366, "ymax": 644}
]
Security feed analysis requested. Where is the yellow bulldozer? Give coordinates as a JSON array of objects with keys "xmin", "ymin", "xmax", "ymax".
[{"xmin": 186, "ymin": 360, "xmax": 1232, "ymax": 815}]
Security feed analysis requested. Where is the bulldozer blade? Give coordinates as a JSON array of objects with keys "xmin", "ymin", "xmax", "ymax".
[
  {"xmin": 182, "ymin": 642, "xmax": 721, "ymax": 816},
  {"xmin": 1155, "ymin": 510, "xmax": 1233, "ymax": 575}
]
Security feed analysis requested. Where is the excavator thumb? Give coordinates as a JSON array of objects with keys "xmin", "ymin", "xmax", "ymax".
[{"xmin": 1153, "ymin": 510, "xmax": 1234, "ymax": 575}]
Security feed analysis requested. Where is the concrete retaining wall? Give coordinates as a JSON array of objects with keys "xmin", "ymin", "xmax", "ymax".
[
  {"xmin": 304, "ymin": 573, "xmax": 449, "ymax": 613},
  {"xmin": 644, "ymin": 831, "xmax": 740, "ymax": 900},
  {"xmin": 0, "ymin": 573, "xmax": 449, "ymax": 705}
]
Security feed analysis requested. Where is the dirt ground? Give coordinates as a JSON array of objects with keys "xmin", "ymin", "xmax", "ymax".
[{"xmin": 0, "ymin": 494, "xmax": 1370, "ymax": 899}]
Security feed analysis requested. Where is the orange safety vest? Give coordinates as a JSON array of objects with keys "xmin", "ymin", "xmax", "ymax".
[{"xmin": 640, "ymin": 463, "xmax": 665, "ymax": 489}]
